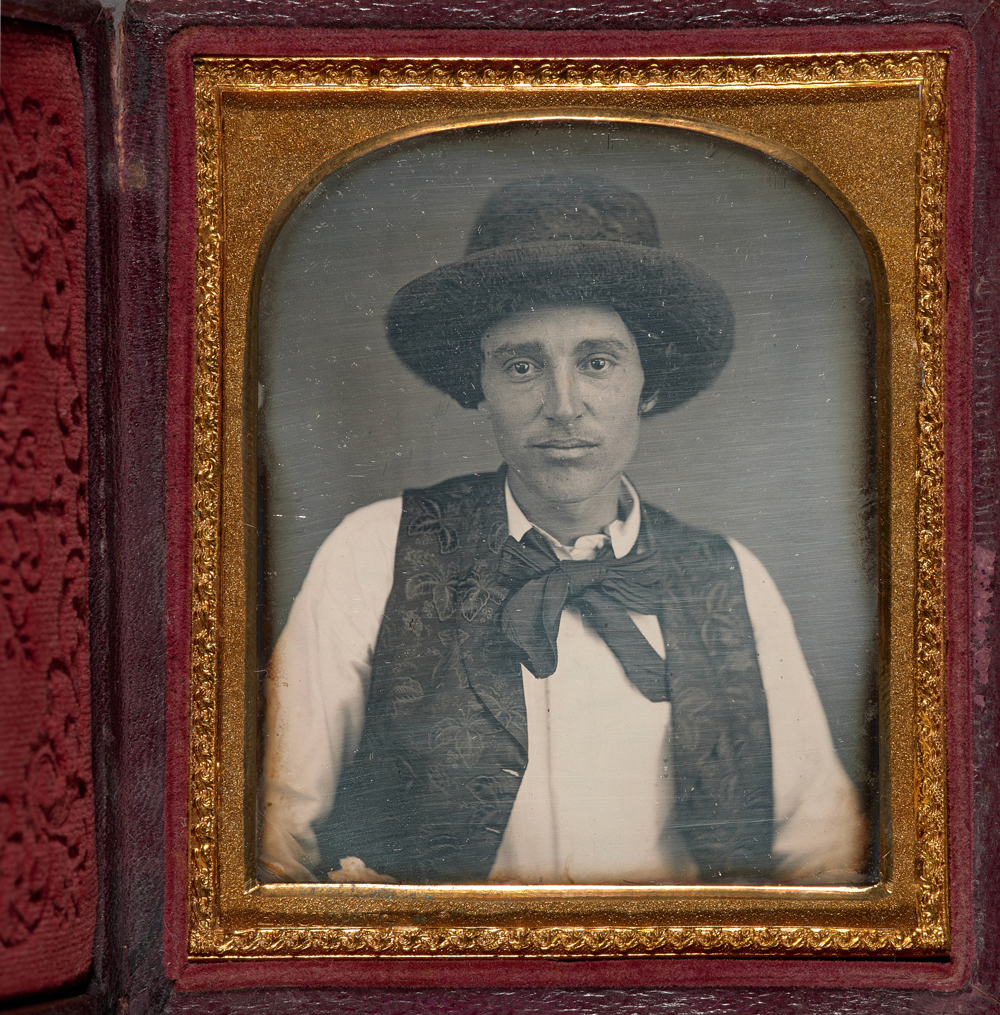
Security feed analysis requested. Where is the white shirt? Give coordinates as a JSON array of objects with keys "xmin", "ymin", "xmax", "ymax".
[{"xmin": 261, "ymin": 482, "xmax": 866, "ymax": 885}]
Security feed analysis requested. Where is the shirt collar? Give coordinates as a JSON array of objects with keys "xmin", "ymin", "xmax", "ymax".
[{"xmin": 504, "ymin": 475, "xmax": 642, "ymax": 560}]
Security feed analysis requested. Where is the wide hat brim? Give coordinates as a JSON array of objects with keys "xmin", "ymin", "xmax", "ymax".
[{"xmin": 386, "ymin": 240, "xmax": 734, "ymax": 415}]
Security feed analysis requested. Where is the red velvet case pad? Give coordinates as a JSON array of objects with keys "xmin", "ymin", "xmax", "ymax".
[
  {"xmin": 0, "ymin": 19, "xmax": 96, "ymax": 1005},
  {"xmin": 0, "ymin": 0, "xmax": 997, "ymax": 1012}
]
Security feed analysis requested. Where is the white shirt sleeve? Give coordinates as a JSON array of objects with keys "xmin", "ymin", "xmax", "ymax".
[
  {"xmin": 258, "ymin": 497, "xmax": 402, "ymax": 882},
  {"xmin": 728, "ymin": 538, "xmax": 867, "ymax": 881}
]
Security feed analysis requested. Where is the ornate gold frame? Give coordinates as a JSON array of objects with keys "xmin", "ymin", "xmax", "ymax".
[{"xmin": 188, "ymin": 51, "xmax": 948, "ymax": 959}]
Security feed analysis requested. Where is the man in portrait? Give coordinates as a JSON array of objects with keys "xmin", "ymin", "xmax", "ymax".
[{"xmin": 259, "ymin": 174, "xmax": 866, "ymax": 886}]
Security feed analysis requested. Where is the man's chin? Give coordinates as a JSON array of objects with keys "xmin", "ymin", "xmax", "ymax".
[{"xmin": 512, "ymin": 462, "xmax": 620, "ymax": 508}]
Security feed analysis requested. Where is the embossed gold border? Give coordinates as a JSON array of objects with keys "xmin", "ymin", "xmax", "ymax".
[{"xmin": 189, "ymin": 52, "xmax": 949, "ymax": 959}]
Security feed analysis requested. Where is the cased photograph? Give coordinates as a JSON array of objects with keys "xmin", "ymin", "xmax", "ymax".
[{"xmin": 254, "ymin": 119, "xmax": 879, "ymax": 889}]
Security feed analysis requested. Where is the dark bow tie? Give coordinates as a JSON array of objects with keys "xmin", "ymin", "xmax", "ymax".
[{"xmin": 497, "ymin": 528, "xmax": 669, "ymax": 702}]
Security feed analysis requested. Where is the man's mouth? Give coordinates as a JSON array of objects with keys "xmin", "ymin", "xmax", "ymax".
[{"xmin": 532, "ymin": 437, "xmax": 599, "ymax": 449}]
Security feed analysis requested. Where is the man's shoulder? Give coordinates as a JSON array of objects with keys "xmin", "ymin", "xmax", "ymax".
[
  {"xmin": 637, "ymin": 500, "xmax": 751, "ymax": 593},
  {"xmin": 292, "ymin": 496, "xmax": 403, "ymax": 606},
  {"xmin": 639, "ymin": 498, "xmax": 729, "ymax": 549},
  {"xmin": 332, "ymin": 496, "xmax": 404, "ymax": 535},
  {"xmin": 309, "ymin": 497, "xmax": 403, "ymax": 570},
  {"xmin": 311, "ymin": 470, "xmax": 504, "ymax": 573}
]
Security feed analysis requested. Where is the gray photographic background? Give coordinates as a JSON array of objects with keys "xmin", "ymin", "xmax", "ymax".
[{"xmin": 257, "ymin": 120, "xmax": 878, "ymax": 807}]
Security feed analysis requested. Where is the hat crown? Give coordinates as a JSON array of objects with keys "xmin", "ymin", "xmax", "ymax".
[{"xmin": 464, "ymin": 174, "xmax": 661, "ymax": 255}]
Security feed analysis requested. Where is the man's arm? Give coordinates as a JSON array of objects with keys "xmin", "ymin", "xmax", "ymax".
[
  {"xmin": 728, "ymin": 539, "xmax": 868, "ymax": 882},
  {"xmin": 258, "ymin": 497, "xmax": 401, "ymax": 882}
]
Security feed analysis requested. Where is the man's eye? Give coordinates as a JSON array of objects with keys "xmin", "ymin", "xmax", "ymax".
[
  {"xmin": 509, "ymin": 361, "xmax": 536, "ymax": 377},
  {"xmin": 586, "ymin": 357, "xmax": 611, "ymax": 371}
]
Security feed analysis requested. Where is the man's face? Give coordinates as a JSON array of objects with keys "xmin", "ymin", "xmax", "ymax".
[{"xmin": 479, "ymin": 304, "xmax": 651, "ymax": 510}]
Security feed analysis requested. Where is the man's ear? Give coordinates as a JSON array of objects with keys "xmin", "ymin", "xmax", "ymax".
[{"xmin": 639, "ymin": 391, "xmax": 659, "ymax": 415}]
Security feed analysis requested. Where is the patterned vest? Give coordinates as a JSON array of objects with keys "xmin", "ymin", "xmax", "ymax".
[{"xmin": 325, "ymin": 470, "xmax": 774, "ymax": 883}]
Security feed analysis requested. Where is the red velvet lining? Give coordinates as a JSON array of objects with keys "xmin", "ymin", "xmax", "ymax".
[{"xmin": 0, "ymin": 20, "xmax": 96, "ymax": 1002}]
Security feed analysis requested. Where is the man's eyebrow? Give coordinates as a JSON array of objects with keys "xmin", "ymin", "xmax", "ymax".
[
  {"xmin": 484, "ymin": 336, "xmax": 634, "ymax": 359},
  {"xmin": 484, "ymin": 341, "xmax": 546, "ymax": 360},
  {"xmin": 574, "ymin": 336, "xmax": 633, "ymax": 355}
]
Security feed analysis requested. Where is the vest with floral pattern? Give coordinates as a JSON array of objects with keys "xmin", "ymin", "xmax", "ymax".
[{"xmin": 325, "ymin": 469, "xmax": 774, "ymax": 883}]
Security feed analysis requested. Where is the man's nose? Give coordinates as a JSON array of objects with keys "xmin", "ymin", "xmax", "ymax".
[{"xmin": 544, "ymin": 364, "xmax": 584, "ymax": 422}]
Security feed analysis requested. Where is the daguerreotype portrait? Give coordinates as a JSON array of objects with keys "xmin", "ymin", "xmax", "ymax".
[
  {"xmin": 184, "ymin": 48, "xmax": 952, "ymax": 961},
  {"xmin": 256, "ymin": 122, "xmax": 875, "ymax": 889}
]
